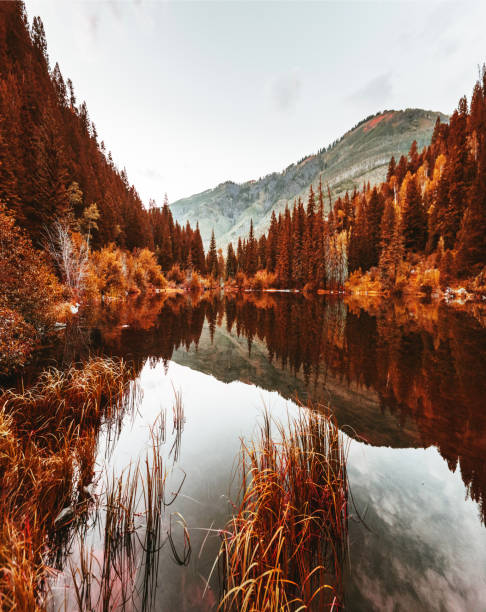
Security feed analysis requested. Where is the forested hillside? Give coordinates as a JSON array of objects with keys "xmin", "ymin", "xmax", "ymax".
[
  {"xmin": 0, "ymin": 2, "xmax": 211, "ymax": 375},
  {"xmin": 171, "ymin": 108, "xmax": 448, "ymax": 247},
  {"xmin": 0, "ymin": 1, "xmax": 202, "ymax": 268},
  {"xmin": 232, "ymin": 71, "xmax": 486, "ymax": 294}
]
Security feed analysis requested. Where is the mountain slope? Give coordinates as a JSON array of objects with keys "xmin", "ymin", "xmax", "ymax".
[{"xmin": 171, "ymin": 109, "xmax": 448, "ymax": 247}]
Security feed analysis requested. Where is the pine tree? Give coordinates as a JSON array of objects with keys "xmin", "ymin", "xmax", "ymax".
[
  {"xmin": 366, "ymin": 187, "xmax": 384, "ymax": 268},
  {"xmin": 29, "ymin": 107, "xmax": 69, "ymax": 234},
  {"xmin": 265, "ymin": 210, "xmax": 278, "ymax": 272},
  {"xmin": 246, "ymin": 219, "xmax": 258, "ymax": 276},
  {"xmin": 456, "ymin": 137, "xmax": 486, "ymax": 274},
  {"xmin": 386, "ymin": 156, "xmax": 396, "ymax": 182},
  {"xmin": 225, "ymin": 242, "xmax": 237, "ymax": 279},
  {"xmin": 276, "ymin": 206, "xmax": 292, "ymax": 286},
  {"xmin": 402, "ymin": 175, "xmax": 427, "ymax": 251},
  {"xmin": 206, "ymin": 229, "xmax": 218, "ymax": 278},
  {"xmin": 379, "ymin": 198, "xmax": 403, "ymax": 288},
  {"xmin": 292, "ymin": 198, "xmax": 306, "ymax": 285},
  {"xmin": 191, "ymin": 223, "xmax": 206, "ymax": 274}
]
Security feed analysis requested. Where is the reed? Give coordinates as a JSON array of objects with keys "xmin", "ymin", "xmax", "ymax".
[
  {"xmin": 0, "ymin": 357, "xmax": 135, "ymax": 611},
  {"xmin": 169, "ymin": 385, "xmax": 185, "ymax": 462},
  {"xmin": 218, "ymin": 408, "xmax": 348, "ymax": 611},
  {"xmin": 66, "ymin": 407, "xmax": 190, "ymax": 611}
]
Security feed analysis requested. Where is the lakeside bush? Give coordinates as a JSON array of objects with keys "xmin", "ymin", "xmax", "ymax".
[
  {"xmin": 250, "ymin": 269, "xmax": 277, "ymax": 290},
  {"xmin": 0, "ymin": 308, "xmax": 37, "ymax": 377},
  {"xmin": 86, "ymin": 244, "xmax": 166, "ymax": 299},
  {"xmin": 0, "ymin": 205, "xmax": 63, "ymax": 374},
  {"xmin": 167, "ymin": 263, "xmax": 186, "ymax": 285},
  {"xmin": 346, "ymin": 257, "xmax": 443, "ymax": 298},
  {"xmin": 0, "ymin": 205, "xmax": 63, "ymax": 330},
  {"xmin": 188, "ymin": 270, "xmax": 203, "ymax": 293}
]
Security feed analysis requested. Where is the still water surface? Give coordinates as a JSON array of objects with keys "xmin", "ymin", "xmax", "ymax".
[{"xmin": 43, "ymin": 293, "xmax": 486, "ymax": 611}]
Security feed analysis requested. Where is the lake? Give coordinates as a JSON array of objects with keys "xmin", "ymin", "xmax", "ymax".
[{"xmin": 39, "ymin": 292, "xmax": 486, "ymax": 611}]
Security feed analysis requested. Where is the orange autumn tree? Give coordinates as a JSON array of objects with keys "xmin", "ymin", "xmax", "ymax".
[{"xmin": 0, "ymin": 204, "xmax": 62, "ymax": 374}]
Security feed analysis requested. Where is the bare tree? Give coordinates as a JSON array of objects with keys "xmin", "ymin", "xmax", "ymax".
[{"xmin": 45, "ymin": 221, "xmax": 89, "ymax": 303}]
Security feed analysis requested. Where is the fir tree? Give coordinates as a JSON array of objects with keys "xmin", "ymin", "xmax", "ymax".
[
  {"xmin": 206, "ymin": 229, "xmax": 218, "ymax": 278},
  {"xmin": 402, "ymin": 175, "xmax": 427, "ymax": 251},
  {"xmin": 246, "ymin": 219, "xmax": 258, "ymax": 276},
  {"xmin": 225, "ymin": 242, "xmax": 237, "ymax": 279}
]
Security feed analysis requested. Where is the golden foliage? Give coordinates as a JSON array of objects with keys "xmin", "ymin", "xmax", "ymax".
[
  {"xmin": 86, "ymin": 244, "xmax": 167, "ymax": 300},
  {"xmin": 0, "ymin": 205, "xmax": 63, "ymax": 374}
]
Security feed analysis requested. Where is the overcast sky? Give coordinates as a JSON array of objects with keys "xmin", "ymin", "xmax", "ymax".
[{"xmin": 24, "ymin": 0, "xmax": 486, "ymax": 204}]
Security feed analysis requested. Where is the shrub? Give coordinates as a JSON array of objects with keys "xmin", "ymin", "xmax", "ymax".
[
  {"xmin": 167, "ymin": 264, "xmax": 186, "ymax": 285},
  {"xmin": 189, "ymin": 271, "xmax": 203, "ymax": 293},
  {"xmin": 0, "ymin": 307, "xmax": 37, "ymax": 376},
  {"xmin": 132, "ymin": 248, "xmax": 166, "ymax": 290},
  {"xmin": 0, "ymin": 204, "xmax": 62, "ymax": 332},
  {"xmin": 345, "ymin": 269, "xmax": 362, "ymax": 288},
  {"xmin": 89, "ymin": 245, "xmax": 127, "ymax": 298},
  {"xmin": 251, "ymin": 269, "xmax": 277, "ymax": 290},
  {"xmin": 87, "ymin": 246, "xmax": 166, "ymax": 299},
  {"xmin": 235, "ymin": 271, "xmax": 246, "ymax": 289}
]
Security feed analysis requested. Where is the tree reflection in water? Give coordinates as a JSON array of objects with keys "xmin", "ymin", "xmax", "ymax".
[{"xmin": 25, "ymin": 292, "xmax": 486, "ymax": 526}]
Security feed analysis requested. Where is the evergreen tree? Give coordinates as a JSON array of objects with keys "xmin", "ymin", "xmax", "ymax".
[
  {"xmin": 236, "ymin": 237, "xmax": 244, "ymax": 272},
  {"xmin": 276, "ymin": 207, "xmax": 292, "ymax": 286},
  {"xmin": 386, "ymin": 156, "xmax": 396, "ymax": 182},
  {"xmin": 225, "ymin": 242, "xmax": 237, "ymax": 279},
  {"xmin": 265, "ymin": 210, "xmax": 278, "ymax": 272},
  {"xmin": 206, "ymin": 229, "xmax": 218, "ymax": 278},
  {"xmin": 246, "ymin": 219, "xmax": 258, "ymax": 276},
  {"xmin": 191, "ymin": 223, "xmax": 206, "ymax": 274},
  {"xmin": 402, "ymin": 175, "xmax": 427, "ymax": 251},
  {"xmin": 379, "ymin": 199, "xmax": 403, "ymax": 287},
  {"xmin": 366, "ymin": 187, "xmax": 384, "ymax": 268},
  {"xmin": 456, "ymin": 137, "xmax": 486, "ymax": 274}
]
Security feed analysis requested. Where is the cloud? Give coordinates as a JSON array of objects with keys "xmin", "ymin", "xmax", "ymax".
[
  {"xmin": 87, "ymin": 11, "xmax": 99, "ymax": 40},
  {"xmin": 345, "ymin": 72, "xmax": 393, "ymax": 109},
  {"xmin": 270, "ymin": 69, "xmax": 302, "ymax": 112},
  {"xmin": 140, "ymin": 167, "xmax": 165, "ymax": 182}
]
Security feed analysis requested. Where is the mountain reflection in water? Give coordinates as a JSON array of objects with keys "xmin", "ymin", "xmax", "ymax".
[{"xmin": 31, "ymin": 291, "xmax": 486, "ymax": 610}]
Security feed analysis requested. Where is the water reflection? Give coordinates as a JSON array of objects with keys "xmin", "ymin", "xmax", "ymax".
[
  {"xmin": 47, "ymin": 292, "xmax": 486, "ymax": 527},
  {"xmin": 48, "ymin": 359, "xmax": 486, "ymax": 611},
  {"xmin": 36, "ymin": 292, "xmax": 486, "ymax": 610}
]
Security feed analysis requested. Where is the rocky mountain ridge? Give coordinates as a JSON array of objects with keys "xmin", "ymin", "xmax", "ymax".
[{"xmin": 171, "ymin": 108, "xmax": 448, "ymax": 247}]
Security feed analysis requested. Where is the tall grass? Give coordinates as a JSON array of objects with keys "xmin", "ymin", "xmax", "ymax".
[
  {"xmin": 218, "ymin": 408, "xmax": 348, "ymax": 611},
  {"xmin": 66, "ymin": 410, "xmax": 190, "ymax": 611},
  {"xmin": 0, "ymin": 358, "xmax": 135, "ymax": 611},
  {"xmin": 169, "ymin": 386, "xmax": 185, "ymax": 462}
]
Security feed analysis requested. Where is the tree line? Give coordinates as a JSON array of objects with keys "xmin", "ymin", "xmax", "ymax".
[
  {"xmin": 230, "ymin": 70, "xmax": 486, "ymax": 291},
  {"xmin": 0, "ymin": 2, "xmax": 204, "ymax": 271}
]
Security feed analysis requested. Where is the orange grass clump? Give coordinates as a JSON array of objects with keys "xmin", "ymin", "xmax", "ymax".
[
  {"xmin": 0, "ymin": 358, "xmax": 135, "ymax": 611},
  {"xmin": 218, "ymin": 409, "xmax": 348, "ymax": 611}
]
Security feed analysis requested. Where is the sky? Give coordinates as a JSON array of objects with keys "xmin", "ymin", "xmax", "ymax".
[{"xmin": 24, "ymin": 0, "xmax": 486, "ymax": 205}]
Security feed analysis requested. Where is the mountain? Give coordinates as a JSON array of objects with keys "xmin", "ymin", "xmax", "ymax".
[{"xmin": 171, "ymin": 108, "xmax": 448, "ymax": 247}]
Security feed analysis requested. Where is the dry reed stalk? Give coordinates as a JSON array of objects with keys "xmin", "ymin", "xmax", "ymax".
[
  {"xmin": 67, "ymin": 407, "xmax": 190, "ymax": 611},
  {"xmin": 0, "ymin": 357, "xmax": 135, "ymax": 611},
  {"xmin": 169, "ymin": 385, "xmax": 184, "ymax": 462},
  {"xmin": 218, "ymin": 408, "xmax": 348, "ymax": 611}
]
